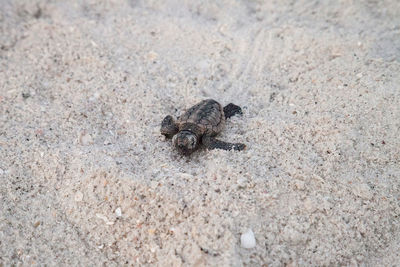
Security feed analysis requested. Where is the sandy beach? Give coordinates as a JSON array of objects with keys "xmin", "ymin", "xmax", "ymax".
[{"xmin": 1, "ymin": 0, "xmax": 400, "ymax": 265}]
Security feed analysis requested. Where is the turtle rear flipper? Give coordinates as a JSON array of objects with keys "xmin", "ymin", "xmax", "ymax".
[
  {"xmin": 202, "ymin": 135, "xmax": 245, "ymax": 151},
  {"xmin": 161, "ymin": 115, "xmax": 178, "ymax": 138},
  {"xmin": 223, "ymin": 103, "xmax": 243, "ymax": 119}
]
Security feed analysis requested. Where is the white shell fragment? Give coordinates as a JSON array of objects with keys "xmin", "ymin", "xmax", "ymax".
[
  {"xmin": 241, "ymin": 229, "xmax": 256, "ymax": 249},
  {"xmin": 115, "ymin": 207, "xmax": 122, "ymax": 217}
]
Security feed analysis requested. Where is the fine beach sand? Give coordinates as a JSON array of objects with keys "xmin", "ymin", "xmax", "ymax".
[{"xmin": 1, "ymin": 0, "xmax": 400, "ymax": 266}]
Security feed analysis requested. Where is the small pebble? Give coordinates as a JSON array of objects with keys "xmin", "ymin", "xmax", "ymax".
[
  {"xmin": 79, "ymin": 132, "xmax": 93, "ymax": 145},
  {"xmin": 241, "ymin": 229, "xmax": 256, "ymax": 249},
  {"xmin": 115, "ymin": 207, "xmax": 122, "ymax": 217},
  {"xmin": 147, "ymin": 51, "xmax": 158, "ymax": 61},
  {"xmin": 22, "ymin": 92, "xmax": 31, "ymax": 99},
  {"xmin": 237, "ymin": 177, "xmax": 247, "ymax": 189},
  {"xmin": 74, "ymin": 191, "xmax": 83, "ymax": 202}
]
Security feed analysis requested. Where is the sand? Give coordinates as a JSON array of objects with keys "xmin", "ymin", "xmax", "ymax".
[{"xmin": 1, "ymin": 0, "xmax": 400, "ymax": 266}]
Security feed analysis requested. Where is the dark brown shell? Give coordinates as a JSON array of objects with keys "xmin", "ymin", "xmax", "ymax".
[{"xmin": 177, "ymin": 99, "xmax": 225, "ymax": 136}]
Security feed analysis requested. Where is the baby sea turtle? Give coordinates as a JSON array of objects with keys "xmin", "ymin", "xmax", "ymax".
[{"xmin": 161, "ymin": 99, "xmax": 246, "ymax": 155}]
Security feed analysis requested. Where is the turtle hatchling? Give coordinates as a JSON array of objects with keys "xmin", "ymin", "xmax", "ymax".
[{"xmin": 161, "ymin": 99, "xmax": 246, "ymax": 155}]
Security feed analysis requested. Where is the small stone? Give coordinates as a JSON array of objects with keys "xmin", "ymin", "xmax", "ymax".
[
  {"xmin": 0, "ymin": 168, "xmax": 4, "ymax": 175},
  {"xmin": 22, "ymin": 92, "xmax": 31, "ymax": 99},
  {"xmin": 115, "ymin": 207, "xmax": 122, "ymax": 217},
  {"xmin": 79, "ymin": 132, "xmax": 93, "ymax": 145},
  {"xmin": 237, "ymin": 177, "xmax": 247, "ymax": 188},
  {"xmin": 356, "ymin": 73, "xmax": 363, "ymax": 78},
  {"xmin": 74, "ymin": 191, "xmax": 83, "ymax": 202},
  {"xmin": 147, "ymin": 51, "xmax": 158, "ymax": 61},
  {"xmin": 241, "ymin": 229, "xmax": 256, "ymax": 249}
]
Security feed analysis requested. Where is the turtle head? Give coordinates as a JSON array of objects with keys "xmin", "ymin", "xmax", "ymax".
[{"xmin": 173, "ymin": 130, "xmax": 198, "ymax": 155}]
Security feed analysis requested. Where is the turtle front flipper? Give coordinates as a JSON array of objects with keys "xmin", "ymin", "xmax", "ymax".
[
  {"xmin": 202, "ymin": 135, "xmax": 245, "ymax": 151},
  {"xmin": 161, "ymin": 115, "xmax": 179, "ymax": 138},
  {"xmin": 223, "ymin": 103, "xmax": 243, "ymax": 119}
]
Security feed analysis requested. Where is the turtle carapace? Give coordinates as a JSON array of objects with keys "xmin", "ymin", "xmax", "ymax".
[{"xmin": 161, "ymin": 99, "xmax": 246, "ymax": 156}]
